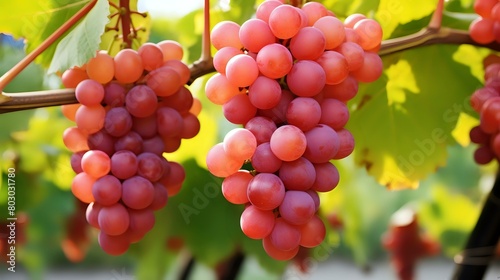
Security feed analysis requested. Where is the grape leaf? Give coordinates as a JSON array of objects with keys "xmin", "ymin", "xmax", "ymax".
[
  {"xmin": 375, "ymin": 0, "xmax": 438, "ymax": 38},
  {"xmin": 0, "ymin": 0, "xmax": 89, "ymax": 67},
  {"xmin": 48, "ymin": 0, "xmax": 109, "ymax": 73},
  {"xmin": 348, "ymin": 45, "xmax": 482, "ymax": 189}
]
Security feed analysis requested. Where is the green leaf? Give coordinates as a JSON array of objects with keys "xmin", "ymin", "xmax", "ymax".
[
  {"xmin": 0, "ymin": 0, "xmax": 89, "ymax": 67},
  {"xmin": 48, "ymin": 0, "xmax": 109, "ymax": 73},
  {"xmin": 348, "ymin": 45, "xmax": 482, "ymax": 189}
]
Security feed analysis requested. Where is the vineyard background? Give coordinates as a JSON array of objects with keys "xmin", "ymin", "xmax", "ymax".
[{"xmin": 0, "ymin": 0, "xmax": 499, "ymax": 279}]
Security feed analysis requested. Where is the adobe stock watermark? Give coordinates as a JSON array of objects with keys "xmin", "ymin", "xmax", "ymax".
[
  {"xmin": 178, "ymin": 179, "xmax": 221, "ymax": 224},
  {"xmin": 392, "ymin": 95, "xmax": 475, "ymax": 180}
]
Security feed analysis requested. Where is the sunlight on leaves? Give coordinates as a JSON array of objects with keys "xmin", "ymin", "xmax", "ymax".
[
  {"xmin": 386, "ymin": 59, "xmax": 420, "ymax": 106},
  {"xmin": 452, "ymin": 112, "xmax": 479, "ymax": 147}
]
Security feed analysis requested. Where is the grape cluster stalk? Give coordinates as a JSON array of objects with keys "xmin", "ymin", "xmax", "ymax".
[
  {"xmin": 205, "ymin": 0, "xmax": 383, "ymax": 260},
  {"xmin": 61, "ymin": 41, "xmax": 202, "ymax": 255}
]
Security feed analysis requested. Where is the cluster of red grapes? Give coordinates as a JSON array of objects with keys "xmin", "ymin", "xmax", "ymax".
[
  {"xmin": 469, "ymin": 0, "xmax": 500, "ymax": 44},
  {"xmin": 469, "ymin": 57, "xmax": 500, "ymax": 164},
  {"xmin": 205, "ymin": 0, "xmax": 383, "ymax": 260},
  {"xmin": 61, "ymin": 40, "xmax": 201, "ymax": 255}
]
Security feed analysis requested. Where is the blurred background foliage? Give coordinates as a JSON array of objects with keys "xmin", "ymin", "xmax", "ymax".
[{"xmin": 0, "ymin": 0, "xmax": 497, "ymax": 279}]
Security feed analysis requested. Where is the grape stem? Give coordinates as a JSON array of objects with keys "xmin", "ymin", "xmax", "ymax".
[
  {"xmin": 2, "ymin": 25, "xmax": 500, "ymax": 114},
  {"xmin": 0, "ymin": 0, "xmax": 97, "ymax": 93},
  {"xmin": 119, "ymin": 0, "xmax": 132, "ymax": 48}
]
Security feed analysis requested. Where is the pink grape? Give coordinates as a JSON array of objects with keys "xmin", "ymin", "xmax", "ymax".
[
  {"xmin": 251, "ymin": 143, "xmax": 283, "ymax": 173},
  {"xmin": 303, "ymin": 124, "xmax": 339, "ymax": 163},
  {"xmin": 239, "ymin": 19, "xmax": 276, "ymax": 52},
  {"xmin": 286, "ymin": 97, "xmax": 321, "ymax": 132},
  {"xmin": 286, "ymin": 60, "xmax": 326, "ymax": 97},
  {"xmin": 98, "ymin": 203, "xmax": 130, "ymax": 236},
  {"xmin": 240, "ymin": 205, "xmax": 275, "ymax": 239},
  {"xmin": 278, "ymin": 157, "xmax": 316, "ymax": 191},
  {"xmin": 279, "ymin": 190, "xmax": 316, "ymax": 225},
  {"xmin": 225, "ymin": 54, "xmax": 259, "ymax": 87},
  {"xmin": 223, "ymin": 128, "xmax": 257, "ymax": 161},
  {"xmin": 268, "ymin": 5, "xmax": 302, "ymax": 39},
  {"xmin": 222, "ymin": 170, "xmax": 252, "ymax": 204},
  {"xmin": 244, "ymin": 116, "xmax": 277, "ymax": 144},
  {"xmin": 92, "ymin": 175, "xmax": 122, "ymax": 206},
  {"xmin": 247, "ymin": 173, "xmax": 285, "ymax": 211},
  {"xmin": 256, "ymin": 43, "xmax": 293, "ymax": 79},
  {"xmin": 248, "ymin": 76, "xmax": 282, "ymax": 109},
  {"xmin": 121, "ymin": 176, "xmax": 155, "ymax": 210},
  {"xmin": 269, "ymin": 218, "xmax": 301, "ymax": 251},
  {"xmin": 206, "ymin": 143, "xmax": 241, "ymax": 177},
  {"xmin": 310, "ymin": 162, "xmax": 340, "ymax": 192},
  {"xmin": 270, "ymin": 125, "xmax": 307, "ymax": 161}
]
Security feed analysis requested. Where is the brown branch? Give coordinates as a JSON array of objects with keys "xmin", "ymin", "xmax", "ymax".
[
  {"xmin": 119, "ymin": 0, "xmax": 132, "ymax": 48},
  {"xmin": 201, "ymin": 0, "xmax": 211, "ymax": 61}
]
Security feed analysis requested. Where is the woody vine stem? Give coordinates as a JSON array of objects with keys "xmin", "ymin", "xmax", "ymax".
[{"xmin": 0, "ymin": 0, "xmax": 499, "ymax": 113}]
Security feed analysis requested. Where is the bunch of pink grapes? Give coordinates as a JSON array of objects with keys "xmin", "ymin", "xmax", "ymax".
[
  {"xmin": 61, "ymin": 41, "xmax": 201, "ymax": 255},
  {"xmin": 205, "ymin": 0, "xmax": 383, "ymax": 260}
]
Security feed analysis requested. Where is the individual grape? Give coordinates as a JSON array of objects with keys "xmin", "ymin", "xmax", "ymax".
[
  {"xmin": 63, "ymin": 127, "xmax": 89, "ymax": 152},
  {"xmin": 239, "ymin": 19, "xmax": 276, "ymax": 53},
  {"xmin": 222, "ymin": 170, "xmax": 253, "ymax": 204},
  {"xmin": 180, "ymin": 113, "xmax": 201, "ymax": 139},
  {"xmin": 81, "ymin": 150, "xmax": 111, "ymax": 178},
  {"xmin": 151, "ymin": 182, "xmax": 169, "ymax": 210},
  {"xmin": 310, "ymin": 162, "xmax": 340, "ymax": 192},
  {"xmin": 213, "ymin": 47, "xmax": 244, "ymax": 75},
  {"xmin": 301, "ymin": 1, "xmax": 328, "ymax": 26},
  {"xmin": 205, "ymin": 73, "xmax": 242, "ymax": 105},
  {"xmin": 279, "ymin": 190, "xmax": 316, "ymax": 225},
  {"xmin": 316, "ymin": 51, "xmax": 349, "ymax": 85},
  {"xmin": 251, "ymin": 142, "xmax": 283, "ymax": 173},
  {"xmin": 248, "ymin": 76, "xmax": 282, "ymax": 110},
  {"xmin": 114, "ymin": 131, "xmax": 143, "ymax": 155},
  {"xmin": 104, "ymin": 107, "xmax": 133, "ymax": 137},
  {"xmin": 300, "ymin": 215, "xmax": 326, "ymax": 248},
  {"xmin": 262, "ymin": 236, "xmax": 299, "ymax": 261},
  {"xmin": 322, "ymin": 75, "xmax": 359, "ymax": 102},
  {"xmin": 256, "ymin": 0, "xmax": 282, "ymax": 23},
  {"xmin": 223, "ymin": 128, "xmax": 257, "ymax": 162},
  {"xmin": 269, "ymin": 218, "xmax": 301, "ymax": 251},
  {"xmin": 206, "ymin": 143, "xmax": 242, "ymax": 177},
  {"xmin": 240, "ymin": 205, "xmax": 275, "ymax": 239},
  {"xmin": 223, "ymin": 94, "xmax": 257, "ymax": 125},
  {"xmin": 481, "ymin": 97, "xmax": 500, "ymax": 134},
  {"xmin": 469, "ymin": 17, "xmax": 495, "ymax": 44},
  {"xmin": 163, "ymin": 136, "xmax": 182, "ymax": 153},
  {"xmin": 128, "ymin": 208, "xmax": 155, "ymax": 237},
  {"xmin": 138, "ymin": 42, "xmax": 164, "ymax": 71},
  {"xmin": 210, "ymin": 21, "xmax": 243, "ymax": 50},
  {"xmin": 61, "ymin": 104, "xmax": 81, "ymax": 122},
  {"xmin": 137, "ymin": 152, "xmax": 164, "ymax": 182},
  {"xmin": 189, "ymin": 98, "xmax": 202, "ymax": 116},
  {"xmin": 75, "ymin": 105, "xmax": 106, "ymax": 134},
  {"xmin": 270, "ymin": 125, "xmax": 307, "ymax": 162},
  {"xmin": 244, "ymin": 116, "xmax": 277, "ymax": 144},
  {"xmin": 98, "ymin": 203, "xmax": 130, "ymax": 236},
  {"xmin": 289, "ymin": 27, "xmax": 326, "ymax": 60},
  {"xmin": 303, "ymin": 125, "xmax": 340, "ymax": 163},
  {"xmin": 92, "ymin": 175, "xmax": 122, "ymax": 206},
  {"xmin": 125, "ymin": 85, "xmax": 158, "ymax": 118},
  {"xmin": 162, "ymin": 60, "xmax": 191, "ymax": 85},
  {"xmin": 103, "ymin": 82, "xmax": 126, "ymax": 108},
  {"xmin": 286, "ymin": 60, "xmax": 326, "ymax": 97},
  {"xmin": 278, "ymin": 158, "xmax": 316, "ymax": 191},
  {"xmin": 114, "ymin": 49, "xmax": 144, "ymax": 84},
  {"xmin": 157, "ymin": 40, "xmax": 184, "ymax": 61},
  {"xmin": 286, "ymin": 97, "xmax": 321, "ymax": 132},
  {"xmin": 470, "ymin": 87, "xmax": 499, "ymax": 112},
  {"xmin": 313, "ymin": 16, "xmax": 345, "ymax": 49},
  {"xmin": 157, "ymin": 107, "xmax": 184, "ymax": 137},
  {"xmin": 71, "ymin": 172, "xmax": 96, "ymax": 203},
  {"xmin": 147, "ymin": 66, "xmax": 182, "ymax": 97},
  {"xmin": 268, "ymin": 5, "xmax": 302, "ymax": 39},
  {"xmin": 70, "ymin": 151, "xmax": 85, "ymax": 174},
  {"xmin": 334, "ymin": 129, "xmax": 355, "ymax": 159},
  {"xmin": 470, "ymin": 125, "xmax": 490, "ymax": 145},
  {"xmin": 247, "ymin": 173, "xmax": 285, "ymax": 211},
  {"xmin": 335, "ymin": 42, "xmax": 365, "ymax": 72},
  {"xmin": 142, "ymin": 136, "xmax": 166, "ymax": 156},
  {"xmin": 88, "ymin": 127, "xmax": 113, "ymax": 156},
  {"xmin": 320, "ymin": 98, "xmax": 349, "ymax": 130},
  {"xmin": 98, "ymin": 231, "xmax": 129, "ymax": 256},
  {"xmin": 474, "ymin": 145, "xmax": 495, "ymax": 164},
  {"xmin": 121, "ymin": 176, "xmax": 155, "ymax": 210},
  {"xmin": 354, "ymin": 19, "xmax": 383, "ymax": 50},
  {"xmin": 351, "ymin": 51, "xmax": 383, "ymax": 83},
  {"xmin": 110, "ymin": 150, "xmax": 138, "ymax": 180},
  {"xmin": 161, "ymin": 161, "xmax": 186, "ymax": 196},
  {"xmin": 226, "ymin": 54, "xmax": 259, "ymax": 87},
  {"xmin": 344, "ymin": 27, "xmax": 360, "ymax": 44},
  {"xmin": 86, "ymin": 202, "xmax": 102, "ymax": 229},
  {"xmin": 87, "ymin": 51, "xmax": 114, "ymax": 84},
  {"xmin": 160, "ymin": 86, "xmax": 194, "ymax": 114},
  {"xmin": 474, "ymin": 0, "xmax": 497, "ymax": 18},
  {"xmin": 75, "ymin": 79, "xmax": 105, "ymax": 106},
  {"xmin": 256, "ymin": 43, "xmax": 293, "ymax": 79},
  {"xmin": 344, "ymin": 13, "xmax": 367, "ymax": 28},
  {"xmin": 132, "ymin": 114, "xmax": 157, "ymax": 139},
  {"xmin": 62, "ymin": 66, "xmax": 88, "ymax": 88}
]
